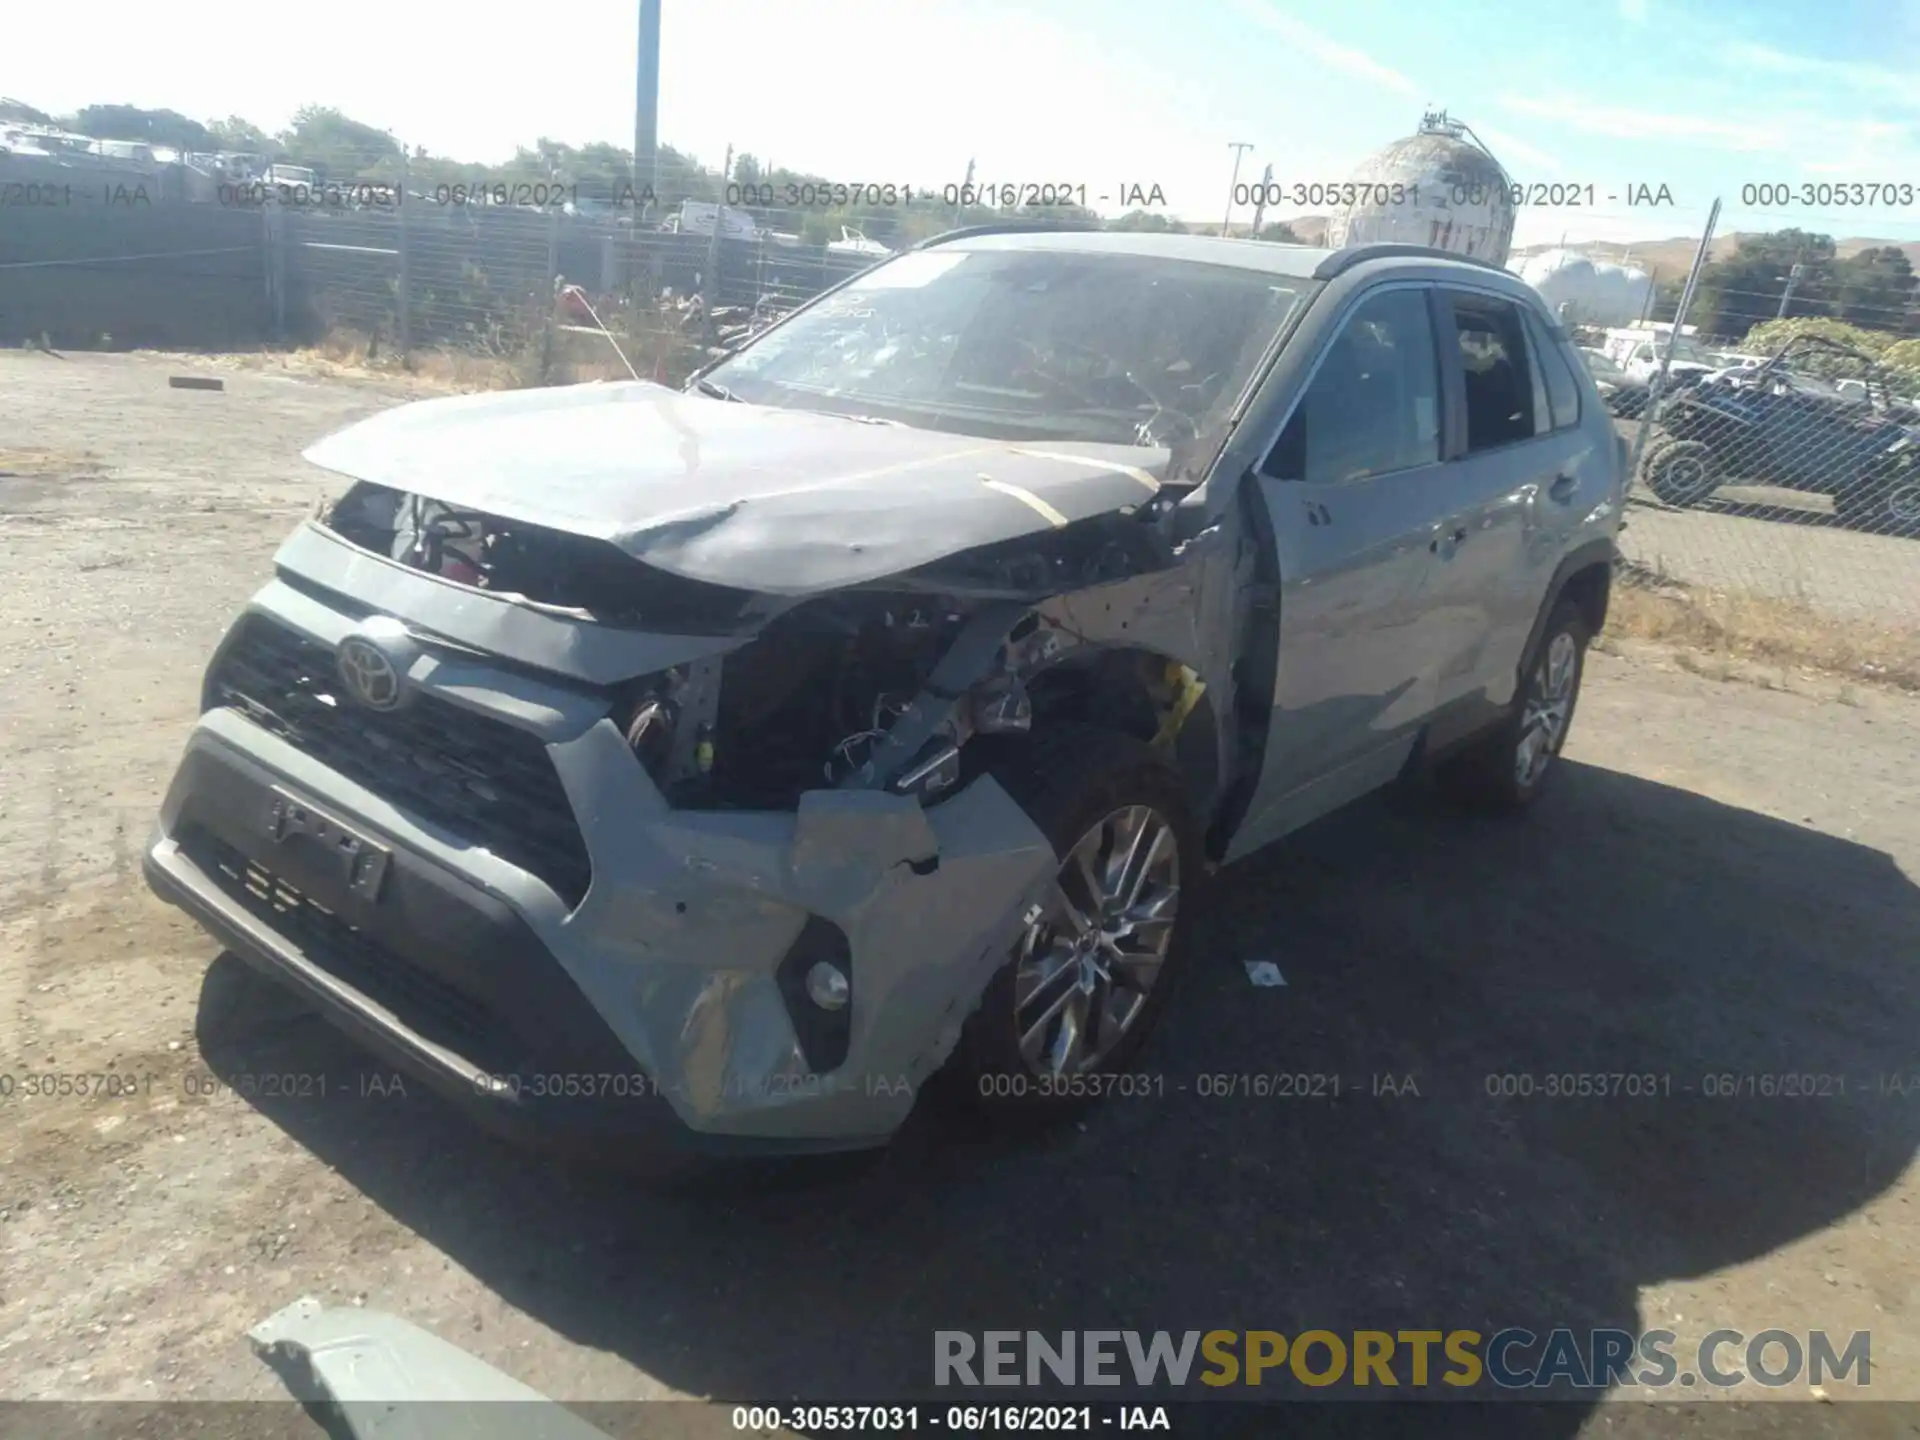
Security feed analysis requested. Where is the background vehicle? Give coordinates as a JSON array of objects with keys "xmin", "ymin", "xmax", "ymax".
[
  {"xmin": 1582, "ymin": 347, "xmax": 1651, "ymax": 419},
  {"xmin": 1637, "ymin": 334, "xmax": 1920, "ymax": 532},
  {"xmin": 143, "ymin": 232, "xmax": 1623, "ymax": 1160},
  {"xmin": 1620, "ymin": 334, "xmax": 1717, "ymax": 387}
]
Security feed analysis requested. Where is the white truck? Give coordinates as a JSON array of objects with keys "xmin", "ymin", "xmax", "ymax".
[{"xmin": 1605, "ymin": 326, "xmax": 1716, "ymax": 386}]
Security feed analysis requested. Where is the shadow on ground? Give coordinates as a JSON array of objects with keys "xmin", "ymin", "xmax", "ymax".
[{"xmin": 195, "ymin": 760, "xmax": 1920, "ymax": 1439}]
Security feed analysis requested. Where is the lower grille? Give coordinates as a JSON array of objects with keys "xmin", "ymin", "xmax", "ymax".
[
  {"xmin": 188, "ymin": 829, "xmax": 523, "ymax": 1072},
  {"xmin": 206, "ymin": 614, "xmax": 593, "ymax": 907}
]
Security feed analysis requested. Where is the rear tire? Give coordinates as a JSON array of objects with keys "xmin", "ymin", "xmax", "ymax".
[
  {"xmin": 1836, "ymin": 473, "xmax": 1920, "ymax": 537},
  {"xmin": 1641, "ymin": 438, "xmax": 1721, "ymax": 507},
  {"xmin": 949, "ymin": 725, "xmax": 1198, "ymax": 1125},
  {"xmin": 1437, "ymin": 600, "xmax": 1590, "ymax": 814}
]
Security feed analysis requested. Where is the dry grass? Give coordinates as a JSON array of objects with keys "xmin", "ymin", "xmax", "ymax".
[
  {"xmin": 130, "ymin": 317, "xmax": 711, "ymax": 397},
  {"xmin": 1607, "ymin": 576, "xmax": 1920, "ymax": 693}
]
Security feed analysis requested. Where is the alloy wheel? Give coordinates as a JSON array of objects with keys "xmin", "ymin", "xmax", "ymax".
[
  {"xmin": 1515, "ymin": 631, "xmax": 1578, "ymax": 789},
  {"xmin": 1013, "ymin": 805, "xmax": 1181, "ymax": 1076}
]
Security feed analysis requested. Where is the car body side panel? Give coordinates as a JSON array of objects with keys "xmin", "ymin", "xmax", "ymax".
[
  {"xmin": 1427, "ymin": 287, "xmax": 1567, "ymax": 706},
  {"xmin": 1204, "ymin": 277, "xmax": 1452, "ymax": 859},
  {"xmin": 1255, "ymin": 467, "xmax": 1442, "ymax": 779}
]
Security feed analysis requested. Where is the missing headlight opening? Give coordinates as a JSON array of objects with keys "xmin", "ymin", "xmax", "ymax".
[
  {"xmin": 322, "ymin": 481, "xmax": 763, "ymax": 633},
  {"xmin": 623, "ymin": 592, "xmax": 978, "ymax": 810}
]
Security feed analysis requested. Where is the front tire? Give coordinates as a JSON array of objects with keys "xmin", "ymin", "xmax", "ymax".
[
  {"xmin": 1438, "ymin": 600, "xmax": 1590, "ymax": 813},
  {"xmin": 950, "ymin": 725, "xmax": 1198, "ymax": 1122},
  {"xmin": 1641, "ymin": 438, "xmax": 1722, "ymax": 507}
]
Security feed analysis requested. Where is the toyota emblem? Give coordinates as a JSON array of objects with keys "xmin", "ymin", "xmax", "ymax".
[{"xmin": 336, "ymin": 635, "xmax": 404, "ymax": 711}]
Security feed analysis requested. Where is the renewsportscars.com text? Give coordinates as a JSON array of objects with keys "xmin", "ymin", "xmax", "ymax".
[{"xmin": 934, "ymin": 1328, "xmax": 1870, "ymax": 1391}]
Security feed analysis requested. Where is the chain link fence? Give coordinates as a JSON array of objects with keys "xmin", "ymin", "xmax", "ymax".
[
  {"xmin": 6, "ymin": 160, "xmax": 1916, "ymax": 677},
  {"xmin": 1599, "ymin": 217, "xmax": 1920, "ymax": 669}
]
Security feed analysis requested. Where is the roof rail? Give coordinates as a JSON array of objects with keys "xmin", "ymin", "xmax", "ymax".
[
  {"xmin": 1311, "ymin": 243, "xmax": 1511, "ymax": 281},
  {"xmin": 913, "ymin": 220, "xmax": 1101, "ymax": 250}
]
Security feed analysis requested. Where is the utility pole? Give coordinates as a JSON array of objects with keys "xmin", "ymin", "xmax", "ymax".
[
  {"xmin": 1223, "ymin": 141, "xmax": 1253, "ymax": 237},
  {"xmin": 1777, "ymin": 260, "xmax": 1805, "ymax": 319},
  {"xmin": 1248, "ymin": 161, "xmax": 1273, "ymax": 238},
  {"xmin": 702, "ymin": 142, "xmax": 732, "ymax": 338},
  {"xmin": 634, "ymin": 0, "xmax": 661, "ymax": 210},
  {"xmin": 1628, "ymin": 196, "xmax": 1721, "ymax": 483}
]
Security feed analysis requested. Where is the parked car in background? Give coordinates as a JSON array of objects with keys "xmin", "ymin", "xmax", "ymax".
[
  {"xmin": 1582, "ymin": 347, "xmax": 1651, "ymax": 419},
  {"xmin": 144, "ymin": 231, "xmax": 1624, "ymax": 1163},
  {"xmin": 1620, "ymin": 334, "xmax": 1717, "ymax": 387}
]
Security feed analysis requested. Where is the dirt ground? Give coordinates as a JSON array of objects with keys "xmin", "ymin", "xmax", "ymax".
[{"xmin": 4, "ymin": 351, "xmax": 1920, "ymax": 1435}]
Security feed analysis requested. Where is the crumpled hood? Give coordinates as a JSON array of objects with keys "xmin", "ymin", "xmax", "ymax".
[{"xmin": 303, "ymin": 380, "xmax": 1167, "ymax": 594}]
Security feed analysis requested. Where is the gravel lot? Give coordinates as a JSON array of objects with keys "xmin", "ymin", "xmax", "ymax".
[
  {"xmin": 5, "ymin": 352, "xmax": 1920, "ymax": 1437},
  {"xmin": 1609, "ymin": 413, "xmax": 1920, "ymax": 627}
]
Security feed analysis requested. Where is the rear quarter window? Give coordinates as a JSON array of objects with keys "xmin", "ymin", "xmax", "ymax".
[{"xmin": 1525, "ymin": 310, "xmax": 1583, "ymax": 431}]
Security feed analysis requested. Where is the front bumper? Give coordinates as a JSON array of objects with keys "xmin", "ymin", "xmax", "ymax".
[{"xmin": 145, "ymin": 566, "xmax": 1058, "ymax": 1155}]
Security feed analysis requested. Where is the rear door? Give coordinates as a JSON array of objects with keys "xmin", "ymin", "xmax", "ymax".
[
  {"xmin": 1224, "ymin": 283, "xmax": 1454, "ymax": 859},
  {"xmin": 1429, "ymin": 290, "xmax": 1597, "ymax": 706}
]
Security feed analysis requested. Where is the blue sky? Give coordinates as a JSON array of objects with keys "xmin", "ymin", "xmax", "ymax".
[{"xmin": 8, "ymin": 0, "xmax": 1919, "ymax": 246}]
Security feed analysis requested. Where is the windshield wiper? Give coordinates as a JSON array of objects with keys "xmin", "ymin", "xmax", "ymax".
[{"xmin": 693, "ymin": 378, "xmax": 740, "ymax": 401}]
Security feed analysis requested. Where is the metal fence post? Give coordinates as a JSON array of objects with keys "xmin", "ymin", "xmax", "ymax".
[
  {"xmin": 702, "ymin": 144, "xmax": 733, "ymax": 340},
  {"xmin": 262, "ymin": 202, "xmax": 286, "ymax": 342},
  {"xmin": 1627, "ymin": 197, "xmax": 1721, "ymax": 483},
  {"xmin": 539, "ymin": 205, "xmax": 561, "ymax": 384},
  {"xmin": 396, "ymin": 149, "xmax": 412, "ymax": 359}
]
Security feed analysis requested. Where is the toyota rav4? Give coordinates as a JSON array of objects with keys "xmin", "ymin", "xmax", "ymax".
[{"xmin": 145, "ymin": 228, "xmax": 1625, "ymax": 1159}]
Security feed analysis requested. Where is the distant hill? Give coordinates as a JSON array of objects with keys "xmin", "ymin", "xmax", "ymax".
[{"xmin": 1509, "ymin": 234, "xmax": 1920, "ymax": 279}]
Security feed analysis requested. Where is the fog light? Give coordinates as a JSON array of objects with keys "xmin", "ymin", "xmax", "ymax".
[{"xmin": 805, "ymin": 961, "xmax": 851, "ymax": 1010}]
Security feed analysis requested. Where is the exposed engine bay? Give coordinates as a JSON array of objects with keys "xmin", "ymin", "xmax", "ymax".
[
  {"xmin": 318, "ymin": 478, "xmax": 1210, "ymax": 814},
  {"xmin": 612, "ymin": 592, "xmax": 976, "ymax": 809}
]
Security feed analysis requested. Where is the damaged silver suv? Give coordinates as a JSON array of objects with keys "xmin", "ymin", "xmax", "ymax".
[{"xmin": 145, "ymin": 227, "xmax": 1624, "ymax": 1157}]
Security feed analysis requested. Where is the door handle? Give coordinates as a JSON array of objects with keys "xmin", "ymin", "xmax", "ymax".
[
  {"xmin": 1549, "ymin": 473, "xmax": 1579, "ymax": 503},
  {"xmin": 1429, "ymin": 525, "xmax": 1468, "ymax": 554}
]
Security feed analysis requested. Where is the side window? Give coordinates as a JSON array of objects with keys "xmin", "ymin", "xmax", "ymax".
[
  {"xmin": 1446, "ymin": 293, "xmax": 1537, "ymax": 452},
  {"xmin": 1526, "ymin": 311, "xmax": 1583, "ymax": 430},
  {"xmin": 1261, "ymin": 288, "xmax": 1440, "ymax": 484}
]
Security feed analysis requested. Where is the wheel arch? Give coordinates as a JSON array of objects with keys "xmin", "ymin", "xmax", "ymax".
[
  {"xmin": 1018, "ymin": 646, "xmax": 1224, "ymax": 835},
  {"xmin": 1522, "ymin": 541, "xmax": 1615, "ymax": 678}
]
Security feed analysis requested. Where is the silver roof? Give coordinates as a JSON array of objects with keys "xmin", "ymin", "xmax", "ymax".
[{"xmin": 927, "ymin": 228, "xmax": 1338, "ymax": 278}]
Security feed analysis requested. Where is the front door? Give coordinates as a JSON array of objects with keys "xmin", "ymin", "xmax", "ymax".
[{"xmin": 1226, "ymin": 284, "xmax": 1455, "ymax": 860}]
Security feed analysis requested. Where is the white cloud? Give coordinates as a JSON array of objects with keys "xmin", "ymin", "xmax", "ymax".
[
  {"xmin": 1618, "ymin": 0, "xmax": 1648, "ymax": 22},
  {"xmin": 1228, "ymin": 0, "xmax": 1421, "ymax": 97},
  {"xmin": 1499, "ymin": 94, "xmax": 1789, "ymax": 151},
  {"xmin": 1470, "ymin": 123, "xmax": 1561, "ymax": 174},
  {"xmin": 1500, "ymin": 90, "xmax": 1920, "ymax": 188},
  {"xmin": 1723, "ymin": 41, "xmax": 1920, "ymax": 109}
]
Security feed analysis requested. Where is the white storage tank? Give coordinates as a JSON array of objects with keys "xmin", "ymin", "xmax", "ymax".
[
  {"xmin": 1514, "ymin": 248, "xmax": 1655, "ymax": 329},
  {"xmin": 1325, "ymin": 111, "xmax": 1516, "ymax": 266}
]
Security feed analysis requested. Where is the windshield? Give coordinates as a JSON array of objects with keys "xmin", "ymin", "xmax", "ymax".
[
  {"xmin": 1582, "ymin": 350, "xmax": 1624, "ymax": 380},
  {"xmin": 702, "ymin": 246, "xmax": 1306, "ymax": 451}
]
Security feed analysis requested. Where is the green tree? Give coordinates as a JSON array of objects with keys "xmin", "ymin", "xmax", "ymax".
[
  {"xmin": 1692, "ymin": 229, "xmax": 1837, "ymax": 339},
  {"xmin": 1255, "ymin": 220, "xmax": 1302, "ymax": 243},
  {"xmin": 64, "ymin": 104, "xmax": 214, "ymax": 150},
  {"xmin": 0, "ymin": 97, "xmax": 54, "ymax": 124},
  {"xmin": 1109, "ymin": 209, "xmax": 1187, "ymax": 233},
  {"xmin": 279, "ymin": 105, "xmax": 401, "ymax": 181},
  {"xmin": 206, "ymin": 115, "xmax": 276, "ymax": 154},
  {"xmin": 1831, "ymin": 246, "xmax": 1917, "ymax": 331}
]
